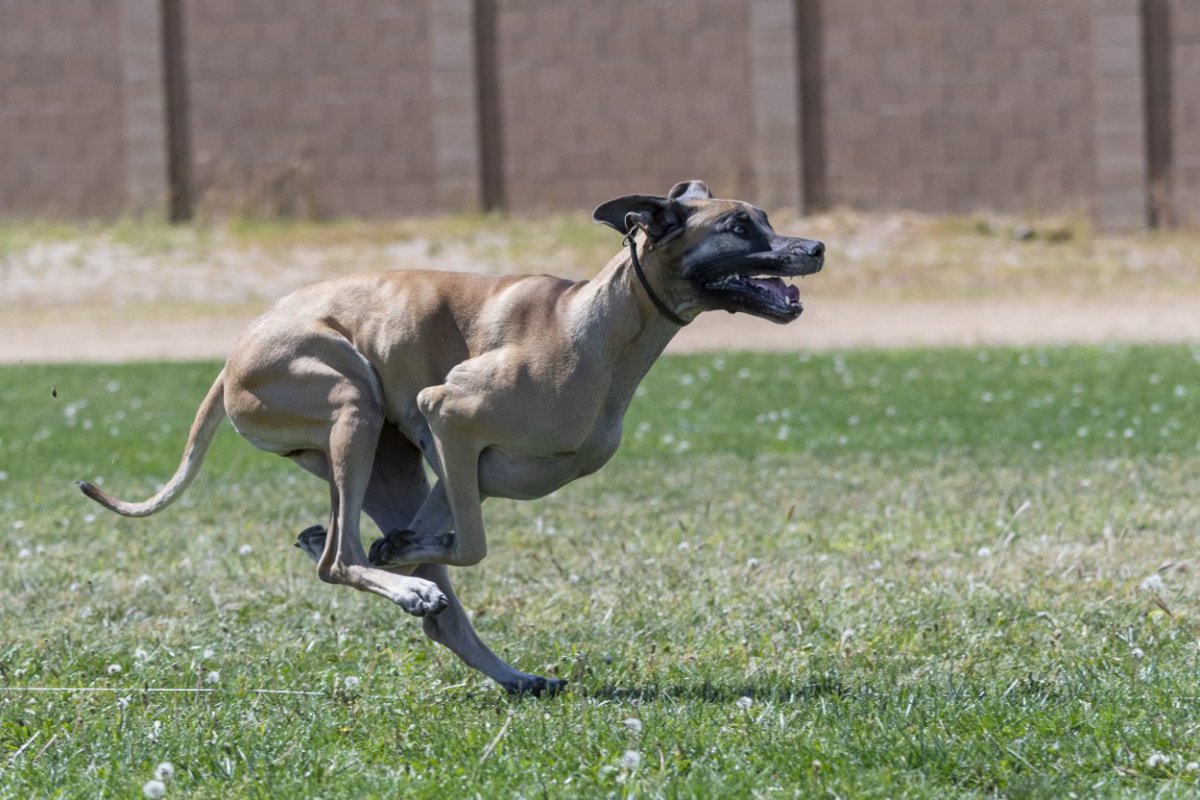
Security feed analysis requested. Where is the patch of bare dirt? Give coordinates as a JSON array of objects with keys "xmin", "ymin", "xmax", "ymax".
[{"xmin": 2, "ymin": 214, "xmax": 1198, "ymax": 363}]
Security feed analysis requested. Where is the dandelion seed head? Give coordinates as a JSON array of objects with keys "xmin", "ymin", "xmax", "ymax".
[
  {"xmin": 623, "ymin": 718, "xmax": 643, "ymax": 735},
  {"xmin": 620, "ymin": 750, "xmax": 641, "ymax": 770},
  {"xmin": 142, "ymin": 779, "xmax": 166, "ymax": 799},
  {"xmin": 343, "ymin": 676, "xmax": 360, "ymax": 690},
  {"xmin": 736, "ymin": 696, "xmax": 753, "ymax": 710},
  {"xmin": 204, "ymin": 670, "xmax": 220, "ymax": 684},
  {"xmin": 154, "ymin": 762, "xmax": 174, "ymax": 781},
  {"xmin": 106, "ymin": 663, "xmax": 122, "ymax": 675},
  {"xmin": 1139, "ymin": 573, "xmax": 1166, "ymax": 594},
  {"xmin": 238, "ymin": 544, "xmax": 253, "ymax": 556},
  {"xmin": 1131, "ymin": 647, "xmax": 1145, "ymax": 660},
  {"xmin": 1147, "ymin": 752, "xmax": 1170, "ymax": 768}
]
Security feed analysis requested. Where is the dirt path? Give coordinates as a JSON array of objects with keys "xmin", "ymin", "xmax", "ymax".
[
  {"xmin": 4, "ymin": 292, "xmax": 1198, "ymax": 364},
  {"xmin": 3, "ymin": 214, "xmax": 1198, "ymax": 363}
]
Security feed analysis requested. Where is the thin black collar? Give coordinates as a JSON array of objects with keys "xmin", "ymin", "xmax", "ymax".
[{"xmin": 624, "ymin": 233, "xmax": 687, "ymax": 327}]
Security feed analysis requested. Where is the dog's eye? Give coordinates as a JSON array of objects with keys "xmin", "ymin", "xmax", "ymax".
[{"xmin": 732, "ymin": 223, "xmax": 748, "ymax": 237}]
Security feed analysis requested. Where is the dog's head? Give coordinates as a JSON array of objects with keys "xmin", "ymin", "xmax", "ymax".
[{"xmin": 593, "ymin": 180, "xmax": 824, "ymax": 324}]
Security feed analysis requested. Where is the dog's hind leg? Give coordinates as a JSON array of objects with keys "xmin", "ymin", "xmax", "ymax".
[
  {"xmin": 309, "ymin": 407, "xmax": 447, "ymax": 617},
  {"xmin": 415, "ymin": 562, "xmax": 566, "ymax": 696},
  {"xmin": 295, "ymin": 423, "xmax": 434, "ymax": 563},
  {"xmin": 366, "ymin": 473, "xmax": 565, "ymax": 695},
  {"xmin": 298, "ymin": 434, "xmax": 563, "ymax": 695}
]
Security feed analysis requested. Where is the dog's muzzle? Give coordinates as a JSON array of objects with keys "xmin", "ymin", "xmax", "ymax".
[{"xmin": 691, "ymin": 237, "xmax": 824, "ymax": 324}]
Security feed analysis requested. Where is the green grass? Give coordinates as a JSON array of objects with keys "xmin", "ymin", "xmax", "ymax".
[{"xmin": 2, "ymin": 345, "xmax": 1199, "ymax": 797}]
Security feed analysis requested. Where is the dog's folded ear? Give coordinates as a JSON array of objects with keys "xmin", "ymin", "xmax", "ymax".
[
  {"xmin": 668, "ymin": 180, "xmax": 712, "ymax": 202},
  {"xmin": 593, "ymin": 195, "xmax": 689, "ymax": 242}
]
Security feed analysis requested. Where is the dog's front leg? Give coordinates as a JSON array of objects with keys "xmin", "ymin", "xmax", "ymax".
[{"xmin": 366, "ymin": 384, "xmax": 488, "ymax": 567}]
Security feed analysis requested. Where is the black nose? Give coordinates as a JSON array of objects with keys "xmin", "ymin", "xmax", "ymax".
[{"xmin": 805, "ymin": 240, "xmax": 825, "ymax": 258}]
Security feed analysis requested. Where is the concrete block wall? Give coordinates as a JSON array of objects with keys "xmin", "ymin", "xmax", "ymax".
[
  {"xmin": 494, "ymin": 0, "xmax": 755, "ymax": 210},
  {"xmin": 0, "ymin": 0, "xmax": 130, "ymax": 219},
  {"xmin": 182, "ymin": 0, "xmax": 437, "ymax": 217},
  {"xmin": 1170, "ymin": 0, "xmax": 1200, "ymax": 226},
  {"xmin": 820, "ymin": 0, "xmax": 1101, "ymax": 217},
  {"xmin": 0, "ymin": 0, "xmax": 1195, "ymax": 227}
]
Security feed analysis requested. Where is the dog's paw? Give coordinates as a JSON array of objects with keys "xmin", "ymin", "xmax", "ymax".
[
  {"xmin": 503, "ymin": 674, "xmax": 567, "ymax": 697},
  {"xmin": 294, "ymin": 525, "xmax": 327, "ymax": 562},
  {"xmin": 368, "ymin": 528, "xmax": 455, "ymax": 567},
  {"xmin": 395, "ymin": 579, "xmax": 448, "ymax": 617}
]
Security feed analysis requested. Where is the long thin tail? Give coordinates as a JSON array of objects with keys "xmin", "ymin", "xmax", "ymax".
[{"xmin": 78, "ymin": 371, "xmax": 227, "ymax": 518}]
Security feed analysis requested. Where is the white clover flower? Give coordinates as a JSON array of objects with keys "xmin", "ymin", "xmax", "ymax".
[
  {"xmin": 623, "ymin": 718, "xmax": 643, "ymax": 735},
  {"xmin": 155, "ymin": 762, "xmax": 175, "ymax": 781},
  {"xmin": 620, "ymin": 750, "xmax": 641, "ymax": 770},
  {"xmin": 736, "ymin": 696, "xmax": 753, "ymax": 710},
  {"xmin": 106, "ymin": 663, "xmax": 122, "ymax": 675},
  {"xmin": 204, "ymin": 670, "xmax": 220, "ymax": 684},
  {"xmin": 142, "ymin": 779, "xmax": 166, "ymax": 799}
]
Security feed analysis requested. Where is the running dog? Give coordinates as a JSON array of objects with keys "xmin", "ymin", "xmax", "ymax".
[{"xmin": 79, "ymin": 180, "xmax": 824, "ymax": 695}]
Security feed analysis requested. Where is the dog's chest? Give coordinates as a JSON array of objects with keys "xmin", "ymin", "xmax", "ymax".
[{"xmin": 477, "ymin": 415, "xmax": 623, "ymax": 500}]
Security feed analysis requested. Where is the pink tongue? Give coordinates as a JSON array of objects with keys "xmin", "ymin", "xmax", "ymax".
[{"xmin": 747, "ymin": 277, "xmax": 798, "ymax": 305}]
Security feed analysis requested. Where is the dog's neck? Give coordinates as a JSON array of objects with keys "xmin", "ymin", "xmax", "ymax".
[{"xmin": 567, "ymin": 249, "xmax": 688, "ymax": 396}]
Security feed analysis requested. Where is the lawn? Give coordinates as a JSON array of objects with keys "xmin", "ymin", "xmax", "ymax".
[{"xmin": 1, "ymin": 345, "xmax": 1198, "ymax": 797}]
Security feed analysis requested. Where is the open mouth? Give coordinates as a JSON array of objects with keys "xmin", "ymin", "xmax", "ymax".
[{"xmin": 701, "ymin": 272, "xmax": 805, "ymax": 322}]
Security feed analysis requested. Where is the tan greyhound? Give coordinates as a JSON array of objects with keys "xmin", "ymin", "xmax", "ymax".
[{"xmin": 79, "ymin": 181, "xmax": 824, "ymax": 695}]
